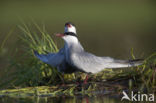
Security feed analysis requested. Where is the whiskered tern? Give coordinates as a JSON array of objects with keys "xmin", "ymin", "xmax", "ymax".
[{"xmin": 34, "ymin": 22, "xmax": 143, "ymax": 76}]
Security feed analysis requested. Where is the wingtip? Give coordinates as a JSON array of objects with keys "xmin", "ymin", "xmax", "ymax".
[
  {"xmin": 129, "ymin": 59, "xmax": 144, "ymax": 66},
  {"xmin": 129, "ymin": 59, "xmax": 144, "ymax": 62}
]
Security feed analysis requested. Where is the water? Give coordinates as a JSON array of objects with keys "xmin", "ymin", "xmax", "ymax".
[{"xmin": 0, "ymin": 95, "xmax": 122, "ymax": 103}]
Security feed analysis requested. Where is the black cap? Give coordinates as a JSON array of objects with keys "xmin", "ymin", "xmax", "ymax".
[{"xmin": 65, "ymin": 22, "xmax": 75, "ymax": 27}]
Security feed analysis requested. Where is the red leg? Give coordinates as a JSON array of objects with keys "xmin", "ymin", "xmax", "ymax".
[
  {"xmin": 85, "ymin": 97, "xmax": 89, "ymax": 103},
  {"xmin": 83, "ymin": 74, "xmax": 89, "ymax": 84}
]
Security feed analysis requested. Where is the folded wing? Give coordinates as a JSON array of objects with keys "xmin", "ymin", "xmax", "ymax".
[{"xmin": 71, "ymin": 52, "xmax": 143, "ymax": 73}]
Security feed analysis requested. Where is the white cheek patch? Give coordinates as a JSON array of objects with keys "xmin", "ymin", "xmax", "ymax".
[{"xmin": 64, "ymin": 26, "xmax": 76, "ymax": 34}]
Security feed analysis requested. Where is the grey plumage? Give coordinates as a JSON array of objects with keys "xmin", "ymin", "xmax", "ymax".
[
  {"xmin": 34, "ymin": 22, "xmax": 143, "ymax": 74},
  {"xmin": 63, "ymin": 40, "xmax": 143, "ymax": 73}
]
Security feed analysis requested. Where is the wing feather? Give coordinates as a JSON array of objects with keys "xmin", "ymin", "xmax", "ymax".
[
  {"xmin": 34, "ymin": 48, "xmax": 65, "ymax": 67},
  {"xmin": 71, "ymin": 52, "xmax": 143, "ymax": 73}
]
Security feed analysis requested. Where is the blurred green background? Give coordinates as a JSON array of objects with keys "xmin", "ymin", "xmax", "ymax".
[{"xmin": 0, "ymin": 0, "xmax": 156, "ymax": 77}]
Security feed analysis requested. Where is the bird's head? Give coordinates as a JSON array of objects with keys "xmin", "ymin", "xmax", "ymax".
[
  {"xmin": 64, "ymin": 22, "xmax": 76, "ymax": 34},
  {"xmin": 55, "ymin": 22, "xmax": 78, "ymax": 43}
]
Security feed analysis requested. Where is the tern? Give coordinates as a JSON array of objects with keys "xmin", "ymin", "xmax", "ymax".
[{"xmin": 34, "ymin": 22, "xmax": 143, "ymax": 83}]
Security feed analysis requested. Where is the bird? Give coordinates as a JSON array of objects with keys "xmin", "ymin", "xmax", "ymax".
[{"xmin": 34, "ymin": 22, "xmax": 143, "ymax": 83}]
